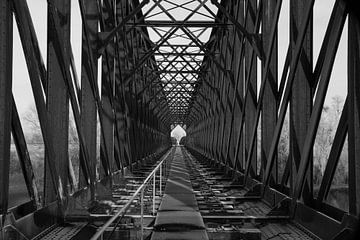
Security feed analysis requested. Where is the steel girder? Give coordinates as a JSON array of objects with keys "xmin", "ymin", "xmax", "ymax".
[
  {"xmin": 0, "ymin": 0, "xmax": 360, "ymax": 239},
  {"xmin": 185, "ymin": 0, "xmax": 360, "ymax": 239}
]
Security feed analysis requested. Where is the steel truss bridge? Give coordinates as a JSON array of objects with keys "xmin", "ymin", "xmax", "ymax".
[{"xmin": 0, "ymin": 0, "xmax": 360, "ymax": 239}]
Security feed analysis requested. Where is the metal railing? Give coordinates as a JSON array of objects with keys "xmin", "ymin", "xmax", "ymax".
[{"xmin": 90, "ymin": 149, "xmax": 172, "ymax": 240}]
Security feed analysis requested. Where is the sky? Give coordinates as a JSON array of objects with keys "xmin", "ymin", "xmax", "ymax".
[
  {"xmin": 171, "ymin": 125, "xmax": 187, "ymax": 143},
  {"xmin": 12, "ymin": 0, "xmax": 347, "ymax": 131}
]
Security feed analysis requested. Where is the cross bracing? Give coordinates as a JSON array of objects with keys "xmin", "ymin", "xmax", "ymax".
[{"xmin": 0, "ymin": 0, "xmax": 360, "ymax": 239}]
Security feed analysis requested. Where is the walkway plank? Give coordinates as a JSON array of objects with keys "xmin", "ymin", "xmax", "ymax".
[{"xmin": 151, "ymin": 147, "xmax": 209, "ymax": 240}]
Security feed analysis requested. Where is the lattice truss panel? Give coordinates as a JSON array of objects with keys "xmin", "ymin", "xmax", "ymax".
[
  {"xmin": 0, "ymin": 0, "xmax": 360, "ymax": 239},
  {"xmin": 137, "ymin": 0, "xmax": 220, "ymax": 127}
]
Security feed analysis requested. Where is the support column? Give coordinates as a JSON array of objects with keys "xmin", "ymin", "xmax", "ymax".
[
  {"xmin": 45, "ymin": 0, "xmax": 70, "ymax": 203},
  {"xmin": 261, "ymin": 0, "xmax": 278, "ymax": 184},
  {"xmin": 218, "ymin": 29, "xmax": 229, "ymax": 163},
  {"xmin": 245, "ymin": 0, "xmax": 257, "ymax": 177},
  {"xmin": 348, "ymin": 8, "xmax": 360, "ymax": 216},
  {"xmin": 100, "ymin": 1, "xmax": 115, "ymax": 175},
  {"xmin": 230, "ymin": 0, "xmax": 244, "ymax": 169},
  {"xmin": 289, "ymin": 0, "xmax": 313, "ymax": 203},
  {"xmin": 80, "ymin": 0, "xmax": 98, "ymax": 187},
  {"xmin": 115, "ymin": 0, "xmax": 132, "ymax": 167},
  {"xmin": 0, "ymin": 0, "xmax": 12, "ymax": 216},
  {"xmin": 233, "ymin": 0, "xmax": 245, "ymax": 170}
]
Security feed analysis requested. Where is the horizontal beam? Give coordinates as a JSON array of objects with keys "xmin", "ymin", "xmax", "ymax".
[{"xmin": 126, "ymin": 21, "xmax": 230, "ymax": 28}]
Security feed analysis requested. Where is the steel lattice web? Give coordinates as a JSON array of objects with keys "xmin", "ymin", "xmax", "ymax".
[{"xmin": 138, "ymin": 0, "xmax": 219, "ymax": 127}]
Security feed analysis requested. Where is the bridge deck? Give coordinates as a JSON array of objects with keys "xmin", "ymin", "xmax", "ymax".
[{"xmin": 36, "ymin": 147, "xmax": 318, "ymax": 240}]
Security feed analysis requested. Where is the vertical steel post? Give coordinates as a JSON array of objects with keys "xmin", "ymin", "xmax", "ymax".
[
  {"xmin": 244, "ymin": 0, "xmax": 258, "ymax": 176},
  {"xmin": 153, "ymin": 172, "xmax": 156, "ymax": 215},
  {"xmin": 0, "ymin": 0, "xmax": 12, "ymax": 218},
  {"xmin": 45, "ymin": 0, "xmax": 70, "ymax": 204},
  {"xmin": 140, "ymin": 188, "xmax": 144, "ymax": 240},
  {"xmin": 233, "ymin": 0, "xmax": 245, "ymax": 170},
  {"xmin": 348, "ymin": 6, "xmax": 360, "ymax": 216},
  {"xmin": 217, "ymin": 27, "xmax": 230, "ymax": 163},
  {"xmin": 160, "ymin": 163, "xmax": 162, "ymax": 195},
  {"xmin": 80, "ymin": 0, "xmax": 98, "ymax": 189},
  {"xmin": 289, "ymin": 0, "xmax": 313, "ymax": 204},
  {"xmin": 261, "ymin": 0, "xmax": 278, "ymax": 183},
  {"xmin": 115, "ymin": 0, "xmax": 132, "ymax": 168},
  {"xmin": 100, "ymin": 0, "xmax": 115, "ymax": 176},
  {"xmin": 223, "ymin": 0, "xmax": 245, "ymax": 169}
]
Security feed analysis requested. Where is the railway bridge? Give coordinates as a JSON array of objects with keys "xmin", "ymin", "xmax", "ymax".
[{"xmin": 1, "ymin": 0, "xmax": 360, "ymax": 239}]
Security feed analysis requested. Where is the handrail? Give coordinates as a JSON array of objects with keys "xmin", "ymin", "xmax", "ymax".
[{"xmin": 90, "ymin": 149, "xmax": 172, "ymax": 240}]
